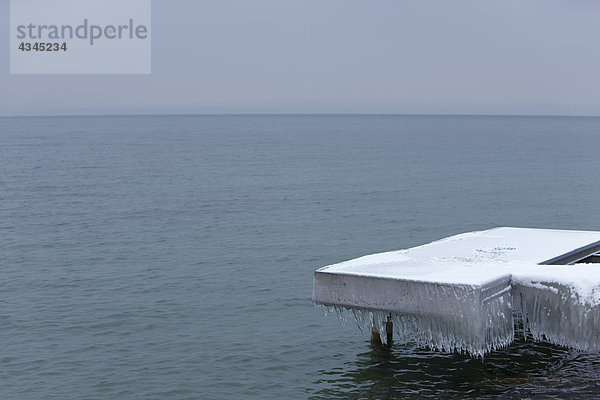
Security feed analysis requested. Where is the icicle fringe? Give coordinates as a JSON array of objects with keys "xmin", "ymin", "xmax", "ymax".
[{"xmin": 319, "ymin": 281, "xmax": 600, "ymax": 357}]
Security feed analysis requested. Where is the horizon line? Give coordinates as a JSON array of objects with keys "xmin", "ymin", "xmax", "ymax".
[{"xmin": 2, "ymin": 112, "xmax": 600, "ymax": 118}]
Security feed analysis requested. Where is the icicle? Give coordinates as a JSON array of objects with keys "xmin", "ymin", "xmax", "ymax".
[
  {"xmin": 512, "ymin": 282, "xmax": 600, "ymax": 352},
  {"xmin": 318, "ymin": 277, "xmax": 600, "ymax": 356}
]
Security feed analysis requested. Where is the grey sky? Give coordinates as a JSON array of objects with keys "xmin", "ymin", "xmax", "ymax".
[{"xmin": 2, "ymin": 0, "xmax": 600, "ymax": 116}]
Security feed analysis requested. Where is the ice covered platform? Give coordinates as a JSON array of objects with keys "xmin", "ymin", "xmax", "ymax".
[{"xmin": 313, "ymin": 227, "xmax": 600, "ymax": 356}]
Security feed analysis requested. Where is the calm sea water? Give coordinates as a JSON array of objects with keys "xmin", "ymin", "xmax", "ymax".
[{"xmin": 2, "ymin": 115, "xmax": 600, "ymax": 399}]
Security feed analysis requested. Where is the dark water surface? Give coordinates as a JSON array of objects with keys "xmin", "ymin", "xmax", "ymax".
[{"xmin": 1, "ymin": 115, "xmax": 600, "ymax": 399}]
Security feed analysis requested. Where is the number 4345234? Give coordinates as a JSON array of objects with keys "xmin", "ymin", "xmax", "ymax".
[{"xmin": 18, "ymin": 42, "xmax": 67, "ymax": 52}]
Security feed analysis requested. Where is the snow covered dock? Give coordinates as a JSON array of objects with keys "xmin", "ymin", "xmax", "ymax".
[{"xmin": 313, "ymin": 227, "xmax": 600, "ymax": 356}]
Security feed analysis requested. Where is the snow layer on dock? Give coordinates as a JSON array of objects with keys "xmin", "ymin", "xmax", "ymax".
[
  {"xmin": 317, "ymin": 227, "xmax": 600, "ymax": 285},
  {"xmin": 313, "ymin": 227, "xmax": 600, "ymax": 356}
]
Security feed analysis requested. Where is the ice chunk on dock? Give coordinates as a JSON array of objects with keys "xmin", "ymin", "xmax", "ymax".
[{"xmin": 313, "ymin": 227, "xmax": 600, "ymax": 356}]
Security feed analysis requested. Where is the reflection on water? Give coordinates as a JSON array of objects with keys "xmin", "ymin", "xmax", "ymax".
[{"xmin": 311, "ymin": 338, "xmax": 600, "ymax": 399}]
